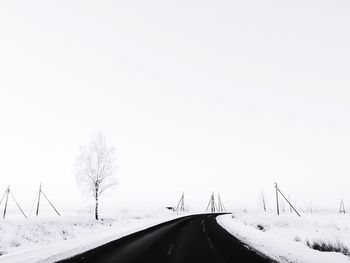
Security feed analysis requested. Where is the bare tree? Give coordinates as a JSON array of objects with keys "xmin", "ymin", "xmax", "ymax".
[{"xmin": 76, "ymin": 133, "xmax": 117, "ymax": 220}]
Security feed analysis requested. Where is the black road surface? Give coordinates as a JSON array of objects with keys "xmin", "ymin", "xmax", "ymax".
[{"xmin": 57, "ymin": 214, "xmax": 275, "ymax": 263}]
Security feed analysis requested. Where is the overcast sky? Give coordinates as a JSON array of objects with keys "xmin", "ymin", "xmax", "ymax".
[{"xmin": 1, "ymin": 0, "xmax": 350, "ymax": 215}]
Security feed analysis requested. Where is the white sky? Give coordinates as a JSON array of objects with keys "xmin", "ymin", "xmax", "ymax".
[{"xmin": 0, "ymin": 0, "xmax": 350, "ymax": 215}]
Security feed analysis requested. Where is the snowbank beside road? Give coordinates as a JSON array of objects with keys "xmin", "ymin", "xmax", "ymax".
[
  {"xmin": 0, "ymin": 210, "xmax": 182, "ymax": 263},
  {"xmin": 217, "ymin": 212, "xmax": 350, "ymax": 263}
]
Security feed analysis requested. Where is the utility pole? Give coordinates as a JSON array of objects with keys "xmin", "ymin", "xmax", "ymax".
[
  {"xmin": 310, "ymin": 201, "xmax": 313, "ymax": 214},
  {"xmin": 218, "ymin": 194, "xmax": 222, "ymax": 212},
  {"xmin": 339, "ymin": 199, "xmax": 346, "ymax": 214},
  {"xmin": 30, "ymin": 183, "xmax": 60, "ymax": 217},
  {"xmin": 36, "ymin": 183, "xmax": 42, "ymax": 216},
  {"xmin": 261, "ymin": 192, "xmax": 267, "ymax": 213},
  {"xmin": 175, "ymin": 192, "xmax": 185, "ymax": 212},
  {"xmin": 217, "ymin": 194, "xmax": 226, "ymax": 212},
  {"xmin": 0, "ymin": 186, "xmax": 27, "ymax": 219},
  {"xmin": 206, "ymin": 192, "xmax": 217, "ymax": 213},
  {"xmin": 275, "ymin": 183, "xmax": 279, "ymax": 216},
  {"xmin": 3, "ymin": 186, "xmax": 10, "ymax": 219},
  {"xmin": 182, "ymin": 192, "xmax": 184, "ymax": 211},
  {"xmin": 275, "ymin": 183, "xmax": 301, "ymax": 217}
]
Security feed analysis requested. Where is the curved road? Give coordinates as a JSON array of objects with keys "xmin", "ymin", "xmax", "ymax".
[{"xmin": 57, "ymin": 214, "xmax": 274, "ymax": 263}]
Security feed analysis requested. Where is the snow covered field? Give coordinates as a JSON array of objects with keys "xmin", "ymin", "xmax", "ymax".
[
  {"xmin": 3, "ymin": 210, "xmax": 350, "ymax": 263},
  {"xmin": 218, "ymin": 212, "xmax": 350, "ymax": 263},
  {"xmin": 0, "ymin": 209, "xmax": 182, "ymax": 263}
]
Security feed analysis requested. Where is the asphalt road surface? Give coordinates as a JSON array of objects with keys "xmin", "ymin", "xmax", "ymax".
[{"xmin": 57, "ymin": 214, "xmax": 274, "ymax": 263}]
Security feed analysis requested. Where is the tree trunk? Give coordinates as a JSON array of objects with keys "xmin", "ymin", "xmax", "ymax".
[{"xmin": 95, "ymin": 184, "xmax": 99, "ymax": 220}]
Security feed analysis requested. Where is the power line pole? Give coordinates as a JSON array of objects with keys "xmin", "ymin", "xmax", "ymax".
[
  {"xmin": 175, "ymin": 192, "xmax": 185, "ymax": 212},
  {"xmin": 218, "ymin": 194, "xmax": 222, "ymax": 212},
  {"xmin": 275, "ymin": 183, "xmax": 301, "ymax": 217},
  {"xmin": 309, "ymin": 201, "xmax": 313, "ymax": 214},
  {"xmin": 2, "ymin": 186, "xmax": 10, "ymax": 219},
  {"xmin": 212, "ymin": 192, "xmax": 216, "ymax": 213},
  {"xmin": 36, "ymin": 183, "xmax": 42, "ymax": 216},
  {"xmin": 261, "ymin": 192, "xmax": 267, "ymax": 213},
  {"xmin": 206, "ymin": 192, "xmax": 216, "ymax": 213},
  {"xmin": 32, "ymin": 183, "xmax": 60, "ymax": 217},
  {"xmin": 339, "ymin": 199, "xmax": 346, "ymax": 214},
  {"xmin": 275, "ymin": 183, "xmax": 279, "ymax": 216},
  {"xmin": 0, "ymin": 186, "xmax": 27, "ymax": 219},
  {"xmin": 217, "ymin": 194, "xmax": 226, "ymax": 212}
]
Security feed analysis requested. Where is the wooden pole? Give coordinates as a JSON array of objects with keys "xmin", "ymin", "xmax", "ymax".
[
  {"xmin": 310, "ymin": 201, "xmax": 312, "ymax": 214},
  {"xmin": 275, "ymin": 183, "xmax": 279, "ymax": 216},
  {"xmin": 211, "ymin": 192, "xmax": 215, "ymax": 213},
  {"xmin": 205, "ymin": 195, "xmax": 211, "ymax": 212},
  {"xmin": 28, "ymin": 190, "xmax": 39, "ymax": 218},
  {"xmin": 176, "ymin": 192, "xmax": 184, "ymax": 212},
  {"xmin": 262, "ymin": 194, "xmax": 266, "ymax": 213},
  {"xmin": 3, "ymin": 186, "xmax": 10, "ymax": 219},
  {"xmin": 181, "ymin": 192, "xmax": 184, "ymax": 211},
  {"xmin": 218, "ymin": 194, "xmax": 225, "ymax": 212},
  {"xmin": 339, "ymin": 199, "xmax": 345, "ymax": 214},
  {"xmin": 222, "ymin": 200, "xmax": 227, "ymax": 212},
  {"xmin": 36, "ymin": 183, "xmax": 42, "ymax": 216}
]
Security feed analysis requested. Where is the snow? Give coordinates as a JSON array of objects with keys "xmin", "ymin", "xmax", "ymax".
[
  {"xmin": 0, "ymin": 209, "xmax": 184, "ymax": 263},
  {"xmin": 4, "ymin": 209, "xmax": 350, "ymax": 263},
  {"xmin": 217, "ymin": 212, "xmax": 350, "ymax": 263}
]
